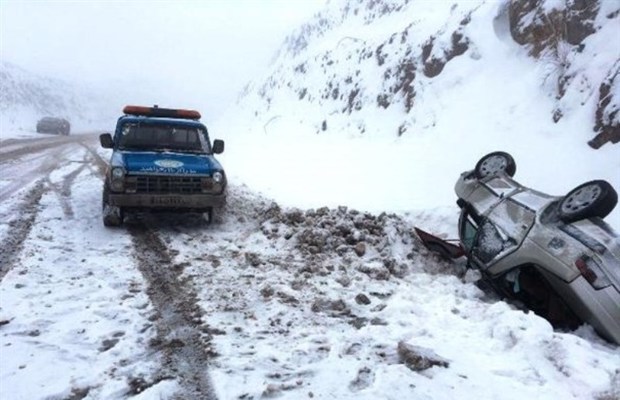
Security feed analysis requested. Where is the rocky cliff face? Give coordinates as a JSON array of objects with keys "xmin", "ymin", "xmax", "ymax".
[
  {"xmin": 508, "ymin": 0, "xmax": 619, "ymax": 148},
  {"xmin": 239, "ymin": 0, "xmax": 619, "ymax": 148}
]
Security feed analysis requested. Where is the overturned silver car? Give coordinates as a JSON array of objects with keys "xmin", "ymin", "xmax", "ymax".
[{"xmin": 418, "ymin": 151, "xmax": 620, "ymax": 344}]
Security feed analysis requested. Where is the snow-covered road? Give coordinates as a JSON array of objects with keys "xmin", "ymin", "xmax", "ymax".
[
  {"xmin": 1, "ymin": 134, "xmax": 216, "ymax": 399},
  {"xmin": 0, "ymin": 133, "xmax": 618, "ymax": 400}
]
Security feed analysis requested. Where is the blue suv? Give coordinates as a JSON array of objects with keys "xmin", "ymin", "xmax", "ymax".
[{"xmin": 99, "ymin": 105, "xmax": 226, "ymax": 226}]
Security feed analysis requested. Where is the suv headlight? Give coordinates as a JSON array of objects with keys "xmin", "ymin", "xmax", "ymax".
[
  {"xmin": 110, "ymin": 167, "xmax": 125, "ymax": 191},
  {"xmin": 201, "ymin": 172, "xmax": 225, "ymax": 193},
  {"xmin": 112, "ymin": 168, "xmax": 124, "ymax": 179}
]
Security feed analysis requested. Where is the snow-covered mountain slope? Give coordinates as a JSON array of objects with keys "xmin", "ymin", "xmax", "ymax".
[
  {"xmin": 238, "ymin": 0, "xmax": 619, "ymax": 145},
  {"xmin": 0, "ymin": 61, "xmax": 115, "ymax": 134},
  {"xmin": 214, "ymin": 0, "xmax": 620, "ymax": 229}
]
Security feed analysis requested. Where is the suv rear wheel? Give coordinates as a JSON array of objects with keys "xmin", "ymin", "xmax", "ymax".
[{"xmin": 559, "ymin": 180, "xmax": 617, "ymax": 223}]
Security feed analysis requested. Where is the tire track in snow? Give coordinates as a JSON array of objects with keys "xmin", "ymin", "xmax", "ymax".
[
  {"xmin": 128, "ymin": 222, "xmax": 218, "ymax": 400},
  {"xmin": 46, "ymin": 156, "xmax": 89, "ymax": 219},
  {"xmin": 79, "ymin": 141, "xmax": 108, "ymax": 179},
  {"xmin": 81, "ymin": 139, "xmax": 218, "ymax": 398},
  {"xmin": 0, "ymin": 134, "xmax": 97, "ymax": 204},
  {"xmin": 0, "ymin": 180, "xmax": 47, "ymax": 281},
  {"xmin": 0, "ymin": 135, "xmax": 76, "ymax": 161},
  {"xmin": 0, "ymin": 137, "xmax": 95, "ymax": 280}
]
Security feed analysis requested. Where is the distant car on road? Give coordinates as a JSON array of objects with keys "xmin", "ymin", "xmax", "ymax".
[
  {"xmin": 417, "ymin": 151, "xmax": 620, "ymax": 344},
  {"xmin": 36, "ymin": 117, "xmax": 70, "ymax": 136}
]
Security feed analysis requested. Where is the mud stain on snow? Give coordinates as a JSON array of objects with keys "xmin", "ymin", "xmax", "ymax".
[{"xmin": 0, "ymin": 180, "xmax": 47, "ymax": 281}]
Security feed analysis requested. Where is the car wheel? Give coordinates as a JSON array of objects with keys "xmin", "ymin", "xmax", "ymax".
[
  {"xmin": 206, "ymin": 204, "xmax": 225, "ymax": 225},
  {"xmin": 474, "ymin": 151, "xmax": 516, "ymax": 179},
  {"xmin": 559, "ymin": 180, "xmax": 617, "ymax": 222},
  {"xmin": 102, "ymin": 184, "xmax": 124, "ymax": 227}
]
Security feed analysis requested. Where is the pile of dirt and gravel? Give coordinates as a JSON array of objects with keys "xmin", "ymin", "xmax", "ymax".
[{"xmin": 156, "ymin": 184, "xmax": 459, "ymax": 398}]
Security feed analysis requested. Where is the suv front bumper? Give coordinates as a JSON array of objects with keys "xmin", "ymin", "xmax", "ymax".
[{"xmin": 108, "ymin": 192, "xmax": 226, "ymax": 210}]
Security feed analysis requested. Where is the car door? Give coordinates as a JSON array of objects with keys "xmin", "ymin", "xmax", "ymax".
[{"xmin": 459, "ymin": 208, "xmax": 518, "ymax": 271}]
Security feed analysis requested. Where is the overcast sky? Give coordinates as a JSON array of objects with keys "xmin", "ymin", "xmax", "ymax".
[{"xmin": 0, "ymin": 0, "xmax": 326, "ymax": 120}]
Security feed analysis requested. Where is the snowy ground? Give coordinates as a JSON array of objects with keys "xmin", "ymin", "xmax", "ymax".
[
  {"xmin": 1, "ymin": 1, "xmax": 619, "ymax": 397},
  {"xmin": 0, "ymin": 128, "xmax": 619, "ymax": 400}
]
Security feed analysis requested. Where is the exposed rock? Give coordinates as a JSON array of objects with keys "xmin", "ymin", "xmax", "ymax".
[
  {"xmin": 335, "ymin": 274, "xmax": 352, "ymax": 287},
  {"xmin": 354, "ymin": 242, "xmax": 367, "ymax": 257},
  {"xmin": 397, "ymin": 342, "xmax": 449, "ymax": 371},
  {"xmin": 277, "ymin": 291, "xmax": 299, "ymax": 305},
  {"xmin": 349, "ymin": 366, "xmax": 374, "ymax": 392},
  {"xmin": 357, "ymin": 262, "xmax": 391, "ymax": 280},
  {"xmin": 245, "ymin": 252, "xmax": 262, "ymax": 267},
  {"xmin": 565, "ymin": 0, "xmax": 599, "ymax": 45},
  {"xmin": 370, "ymin": 317, "xmax": 387, "ymax": 326},
  {"xmin": 590, "ymin": 64, "xmax": 620, "ymax": 149},
  {"xmin": 260, "ymin": 285, "xmax": 275, "ymax": 299},
  {"xmin": 349, "ymin": 317, "xmax": 368, "ymax": 329},
  {"xmin": 311, "ymin": 298, "xmax": 349, "ymax": 314},
  {"xmin": 422, "ymin": 30, "xmax": 469, "ymax": 78},
  {"xmin": 355, "ymin": 293, "xmax": 371, "ymax": 305},
  {"xmin": 508, "ymin": 0, "xmax": 600, "ymax": 57},
  {"xmin": 99, "ymin": 338, "xmax": 119, "ymax": 352}
]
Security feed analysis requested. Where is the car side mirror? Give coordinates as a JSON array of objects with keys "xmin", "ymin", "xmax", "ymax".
[
  {"xmin": 100, "ymin": 133, "xmax": 114, "ymax": 148},
  {"xmin": 212, "ymin": 139, "xmax": 224, "ymax": 154}
]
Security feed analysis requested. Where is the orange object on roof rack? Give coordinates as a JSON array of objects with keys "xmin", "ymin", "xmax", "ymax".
[{"xmin": 123, "ymin": 105, "xmax": 201, "ymax": 120}]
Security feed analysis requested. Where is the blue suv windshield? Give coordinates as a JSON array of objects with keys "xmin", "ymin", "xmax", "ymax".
[{"xmin": 118, "ymin": 123, "xmax": 210, "ymax": 154}]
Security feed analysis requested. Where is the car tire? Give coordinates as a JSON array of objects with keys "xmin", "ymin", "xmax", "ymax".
[
  {"xmin": 206, "ymin": 204, "xmax": 225, "ymax": 225},
  {"xmin": 474, "ymin": 151, "xmax": 517, "ymax": 179},
  {"xmin": 102, "ymin": 184, "xmax": 124, "ymax": 227},
  {"xmin": 558, "ymin": 180, "xmax": 617, "ymax": 223}
]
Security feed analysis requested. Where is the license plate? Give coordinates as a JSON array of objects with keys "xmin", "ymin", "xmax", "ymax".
[{"xmin": 150, "ymin": 196, "xmax": 185, "ymax": 206}]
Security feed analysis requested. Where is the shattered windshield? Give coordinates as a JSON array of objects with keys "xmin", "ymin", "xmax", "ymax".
[{"xmin": 118, "ymin": 123, "xmax": 210, "ymax": 153}]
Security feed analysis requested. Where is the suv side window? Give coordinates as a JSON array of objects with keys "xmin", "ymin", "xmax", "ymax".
[{"xmin": 461, "ymin": 214, "xmax": 478, "ymax": 252}]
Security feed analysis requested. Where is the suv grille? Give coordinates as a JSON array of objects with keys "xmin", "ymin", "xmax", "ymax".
[{"xmin": 132, "ymin": 175, "xmax": 203, "ymax": 194}]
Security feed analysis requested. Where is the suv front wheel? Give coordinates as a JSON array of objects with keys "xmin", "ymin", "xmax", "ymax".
[
  {"xmin": 102, "ymin": 184, "xmax": 124, "ymax": 227},
  {"xmin": 474, "ymin": 151, "xmax": 517, "ymax": 179}
]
